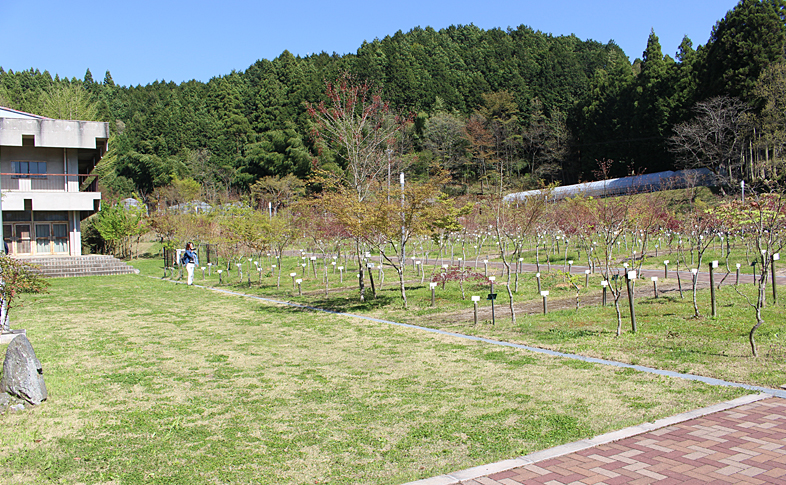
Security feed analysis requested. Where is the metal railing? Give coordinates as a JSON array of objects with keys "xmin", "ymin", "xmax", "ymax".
[{"xmin": 0, "ymin": 173, "xmax": 99, "ymax": 192}]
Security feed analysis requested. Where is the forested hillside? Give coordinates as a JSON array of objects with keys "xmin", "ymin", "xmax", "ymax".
[{"xmin": 1, "ymin": 0, "xmax": 785, "ymax": 201}]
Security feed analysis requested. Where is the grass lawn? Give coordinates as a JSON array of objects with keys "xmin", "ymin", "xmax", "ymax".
[
  {"xmin": 131, "ymin": 252, "xmax": 786, "ymax": 389},
  {"xmin": 1, "ymin": 274, "xmax": 747, "ymax": 484}
]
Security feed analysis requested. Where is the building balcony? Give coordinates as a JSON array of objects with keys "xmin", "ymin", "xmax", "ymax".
[
  {"xmin": 1, "ymin": 173, "xmax": 98, "ymax": 193},
  {"xmin": 0, "ymin": 173, "xmax": 101, "ymax": 212}
]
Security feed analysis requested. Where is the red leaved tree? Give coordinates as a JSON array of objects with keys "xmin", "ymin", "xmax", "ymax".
[{"xmin": 306, "ymin": 73, "xmax": 409, "ymax": 302}]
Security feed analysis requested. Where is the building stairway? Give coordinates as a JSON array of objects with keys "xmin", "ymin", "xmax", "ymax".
[{"xmin": 20, "ymin": 255, "xmax": 139, "ymax": 278}]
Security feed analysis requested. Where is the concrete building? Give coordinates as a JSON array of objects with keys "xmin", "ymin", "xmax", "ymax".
[{"xmin": 0, "ymin": 107, "xmax": 108, "ymax": 256}]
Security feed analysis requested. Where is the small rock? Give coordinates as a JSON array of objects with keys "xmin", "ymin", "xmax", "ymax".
[
  {"xmin": 0, "ymin": 392, "xmax": 9, "ymax": 414},
  {"xmin": 10, "ymin": 403, "xmax": 25, "ymax": 412},
  {"xmin": 781, "ymin": 384, "xmax": 786, "ymax": 390}
]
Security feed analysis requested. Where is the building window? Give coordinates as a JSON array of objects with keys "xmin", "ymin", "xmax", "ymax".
[
  {"xmin": 12, "ymin": 161, "xmax": 47, "ymax": 179},
  {"xmin": 35, "ymin": 211, "xmax": 69, "ymax": 221},
  {"xmin": 4, "ymin": 211, "xmax": 32, "ymax": 222}
]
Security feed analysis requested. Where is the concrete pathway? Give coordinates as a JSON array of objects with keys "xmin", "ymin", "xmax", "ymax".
[{"xmin": 409, "ymin": 394, "xmax": 786, "ymax": 485}]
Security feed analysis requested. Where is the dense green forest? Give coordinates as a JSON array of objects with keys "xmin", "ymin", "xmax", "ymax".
[{"xmin": 2, "ymin": 0, "xmax": 786, "ymax": 201}]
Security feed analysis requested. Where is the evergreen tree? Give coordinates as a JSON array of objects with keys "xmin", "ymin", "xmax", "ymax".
[
  {"xmin": 237, "ymin": 129, "xmax": 312, "ymax": 183},
  {"xmin": 103, "ymin": 70, "xmax": 115, "ymax": 87},
  {"xmin": 631, "ymin": 30, "xmax": 676, "ymax": 173},
  {"xmin": 698, "ymin": 0, "xmax": 786, "ymax": 100},
  {"xmin": 572, "ymin": 47, "xmax": 635, "ymax": 179},
  {"xmin": 670, "ymin": 36, "xmax": 700, "ymax": 123}
]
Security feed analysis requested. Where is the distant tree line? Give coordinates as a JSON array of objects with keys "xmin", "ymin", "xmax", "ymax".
[{"xmin": 2, "ymin": 0, "xmax": 786, "ymax": 200}]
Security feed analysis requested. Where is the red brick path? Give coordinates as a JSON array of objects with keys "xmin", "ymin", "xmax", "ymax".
[{"xmin": 460, "ymin": 397, "xmax": 786, "ymax": 484}]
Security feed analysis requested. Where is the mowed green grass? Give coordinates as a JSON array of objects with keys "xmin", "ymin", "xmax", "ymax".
[
  {"xmin": 133, "ymin": 253, "xmax": 786, "ymax": 389},
  {"xmin": 432, "ymin": 285, "xmax": 786, "ymax": 388},
  {"xmin": 1, "ymin": 275, "xmax": 746, "ymax": 484}
]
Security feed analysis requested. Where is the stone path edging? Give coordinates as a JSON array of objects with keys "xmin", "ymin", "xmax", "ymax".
[{"xmin": 402, "ymin": 393, "xmax": 772, "ymax": 485}]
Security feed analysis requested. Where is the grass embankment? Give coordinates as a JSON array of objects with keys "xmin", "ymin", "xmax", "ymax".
[{"xmin": 1, "ymin": 274, "xmax": 747, "ymax": 484}]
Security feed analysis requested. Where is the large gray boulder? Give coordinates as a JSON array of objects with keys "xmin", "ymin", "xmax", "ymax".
[{"xmin": 0, "ymin": 335, "xmax": 47, "ymax": 405}]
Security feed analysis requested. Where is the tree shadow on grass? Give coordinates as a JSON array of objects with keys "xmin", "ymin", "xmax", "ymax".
[
  {"xmin": 310, "ymin": 294, "xmax": 396, "ymax": 313},
  {"xmin": 651, "ymin": 343, "xmax": 746, "ymax": 361},
  {"xmin": 252, "ymin": 294, "xmax": 396, "ymax": 316},
  {"xmin": 534, "ymin": 328, "xmax": 613, "ymax": 344},
  {"xmin": 640, "ymin": 296, "xmax": 681, "ymax": 305}
]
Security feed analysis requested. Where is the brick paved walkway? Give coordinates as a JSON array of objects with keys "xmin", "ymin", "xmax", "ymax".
[{"xmin": 413, "ymin": 395, "xmax": 786, "ymax": 485}]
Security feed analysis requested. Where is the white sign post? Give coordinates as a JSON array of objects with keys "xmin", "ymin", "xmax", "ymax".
[{"xmin": 471, "ymin": 295, "xmax": 480, "ymax": 325}]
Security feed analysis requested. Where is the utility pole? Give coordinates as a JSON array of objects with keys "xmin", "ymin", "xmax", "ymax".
[
  {"xmin": 0, "ymin": 177, "xmax": 6, "ymax": 332},
  {"xmin": 400, "ymin": 172, "xmax": 405, "ymax": 265},
  {"xmin": 386, "ymin": 149, "xmax": 392, "ymax": 202}
]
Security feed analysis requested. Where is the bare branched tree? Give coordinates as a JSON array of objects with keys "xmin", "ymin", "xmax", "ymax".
[{"xmin": 669, "ymin": 96, "xmax": 749, "ymax": 188}]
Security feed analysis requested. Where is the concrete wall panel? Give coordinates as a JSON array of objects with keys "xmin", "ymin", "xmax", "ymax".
[
  {"xmin": 0, "ymin": 119, "xmax": 109, "ymax": 149},
  {"xmin": 3, "ymin": 192, "xmax": 101, "ymax": 211}
]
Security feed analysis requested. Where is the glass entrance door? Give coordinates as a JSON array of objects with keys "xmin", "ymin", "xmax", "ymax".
[
  {"xmin": 53, "ymin": 223, "xmax": 68, "ymax": 253},
  {"xmin": 15, "ymin": 224, "xmax": 31, "ymax": 254},
  {"xmin": 35, "ymin": 224, "xmax": 51, "ymax": 254}
]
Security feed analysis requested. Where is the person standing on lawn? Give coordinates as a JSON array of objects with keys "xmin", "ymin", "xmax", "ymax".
[{"xmin": 181, "ymin": 242, "xmax": 199, "ymax": 285}]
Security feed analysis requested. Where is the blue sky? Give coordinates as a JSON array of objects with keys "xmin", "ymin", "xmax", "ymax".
[{"xmin": 1, "ymin": 0, "xmax": 740, "ymax": 87}]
